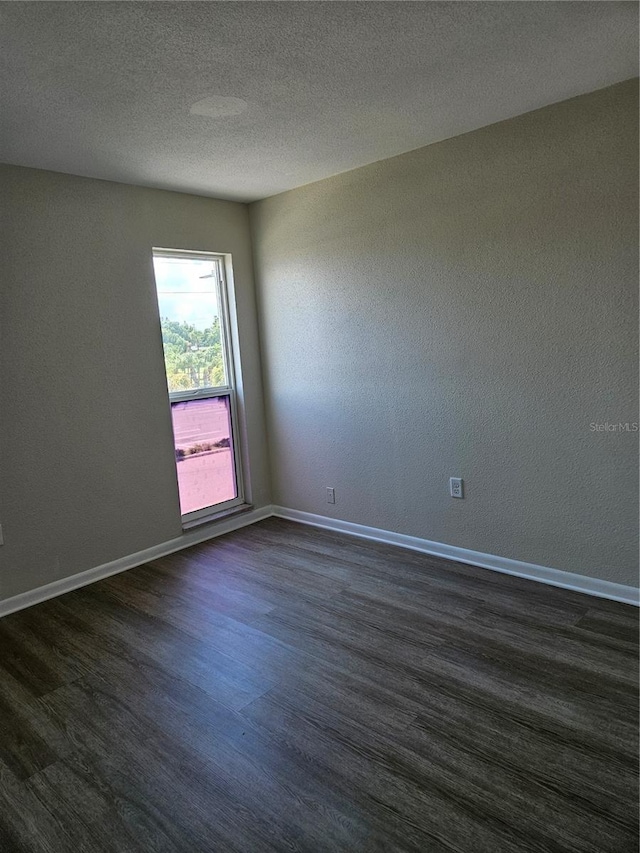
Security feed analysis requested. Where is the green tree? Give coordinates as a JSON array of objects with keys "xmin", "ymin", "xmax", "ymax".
[{"xmin": 160, "ymin": 318, "xmax": 225, "ymax": 391}]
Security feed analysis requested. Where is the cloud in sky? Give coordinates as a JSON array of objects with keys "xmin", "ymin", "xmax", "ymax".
[{"xmin": 153, "ymin": 256, "xmax": 220, "ymax": 330}]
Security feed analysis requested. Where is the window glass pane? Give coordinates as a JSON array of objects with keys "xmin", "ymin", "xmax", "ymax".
[
  {"xmin": 153, "ymin": 255, "xmax": 227, "ymax": 392},
  {"xmin": 171, "ymin": 397, "xmax": 237, "ymax": 515}
]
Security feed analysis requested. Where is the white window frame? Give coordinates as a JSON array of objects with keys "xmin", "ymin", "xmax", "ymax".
[{"xmin": 153, "ymin": 247, "xmax": 245, "ymax": 523}]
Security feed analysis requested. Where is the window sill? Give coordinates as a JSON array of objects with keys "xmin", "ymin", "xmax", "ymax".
[{"xmin": 181, "ymin": 503, "xmax": 254, "ymax": 532}]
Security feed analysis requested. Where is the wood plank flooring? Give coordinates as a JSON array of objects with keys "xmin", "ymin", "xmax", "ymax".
[{"xmin": 0, "ymin": 517, "xmax": 637, "ymax": 852}]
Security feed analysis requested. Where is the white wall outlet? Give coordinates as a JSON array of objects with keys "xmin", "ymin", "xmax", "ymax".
[
  {"xmin": 326, "ymin": 487, "xmax": 336, "ymax": 504},
  {"xmin": 449, "ymin": 477, "xmax": 463, "ymax": 499}
]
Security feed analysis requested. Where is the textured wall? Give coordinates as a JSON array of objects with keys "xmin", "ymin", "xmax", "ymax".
[
  {"xmin": 250, "ymin": 80, "xmax": 639, "ymax": 586},
  {"xmin": 0, "ymin": 166, "xmax": 271, "ymax": 600}
]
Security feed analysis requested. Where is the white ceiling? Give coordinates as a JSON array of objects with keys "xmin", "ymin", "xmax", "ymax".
[{"xmin": 0, "ymin": 2, "xmax": 637, "ymax": 202}]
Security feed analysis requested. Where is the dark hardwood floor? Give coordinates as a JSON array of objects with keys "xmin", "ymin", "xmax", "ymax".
[{"xmin": 0, "ymin": 517, "xmax": 638, "ymax": 852}]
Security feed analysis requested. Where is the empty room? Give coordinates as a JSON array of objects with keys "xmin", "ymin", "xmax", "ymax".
[{"xmin": 0, "ymin": 2, "xmax": 638, "ymax": 851}]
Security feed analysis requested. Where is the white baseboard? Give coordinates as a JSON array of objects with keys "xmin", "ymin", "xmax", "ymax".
[
  {"xmin": 2, "ymin": 502, "xmax": 637, "ymax": 618},
  {"xmin": 0, "ymin": 505, "xmax": 274, "ymax": 619},
  {"xmin": 271, "ymin": 506, "xmax": 640, "ymax": 607}
]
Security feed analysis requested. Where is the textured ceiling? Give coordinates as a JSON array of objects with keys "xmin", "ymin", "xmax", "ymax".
[{"xmin": 0, "ymin": 2, "xmax": 637, "ymax": 202}]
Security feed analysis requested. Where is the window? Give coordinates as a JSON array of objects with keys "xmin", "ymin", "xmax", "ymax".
[{"xmin": 152, "ymin": 249, "xmax": 243, "ymax": 522}]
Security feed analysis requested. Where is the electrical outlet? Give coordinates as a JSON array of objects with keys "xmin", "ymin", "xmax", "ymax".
[
  {"xmin": 326, "ymin": 487, "xmax": 335, "ymax": 504},
  {"xmin": 449, "ymin": 477, "xmax": 463, "ymax": 499}
]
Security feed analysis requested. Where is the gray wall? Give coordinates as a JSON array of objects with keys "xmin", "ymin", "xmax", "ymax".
[
  {"xmin": 0, "ymin": 166, "xmax": 271, "ymax": 600},
  {"xmin": 250, "ymin": 80, "xmax": 639, "ymax": 586}
]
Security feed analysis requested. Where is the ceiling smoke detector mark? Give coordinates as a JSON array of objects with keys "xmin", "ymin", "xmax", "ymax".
[{"xmin": 189, "ymin": 95, "xmax": 248, "ymax": 118}]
